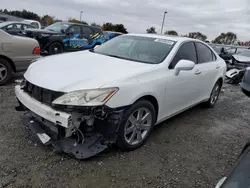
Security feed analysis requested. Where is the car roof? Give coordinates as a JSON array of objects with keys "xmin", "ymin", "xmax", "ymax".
[{"xmin": 125, "ymin": 33, "xmax": 197, "ymax": 43}]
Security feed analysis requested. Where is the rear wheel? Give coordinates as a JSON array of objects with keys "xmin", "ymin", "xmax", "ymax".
[
  {"xmin": 202, "ymin": 80, "xmax": 222, "ymax": 108},
  {"xmin": 116, "ymin": 100, "xmax": 156, "ymax": 151},
  {"xmin": 48, "ymin": 42, "xmax": 64, "ymax": 55},
  {"xmin": 0, "ymin": 58, "xmax": 13, "ymax": 86}
]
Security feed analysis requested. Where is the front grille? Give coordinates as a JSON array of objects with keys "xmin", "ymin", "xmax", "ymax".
[{"xmin": 22, "ymin": 80, "xmax": 64, "ymax": 106}]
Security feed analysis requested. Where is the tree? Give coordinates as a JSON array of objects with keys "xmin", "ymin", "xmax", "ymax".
[
  {"xmin": 41, "ymin": 15, "xmax": 56, "ymax": 26},
  {"xmin": 68, "ymin": 18, "xmax": 88, "ymax": 25},
  {"xmin": 185, "ymin": 32, "xmax": 207, "ymax": 41},
  {"xmin": 164, "ymin": 30, "xmax": 178, "ymax": 36},
  {"xmin": 146, "ymin": 27, "xmax": 157, "ymax": 34},
  {"xmin": 112, "ymin": 24, "xmax": 128, "ymax": 34},
  {"xmin": 102, "ymin": 23, "xmax": 128, "ymax": 33},
  {"xmin": 91, "ymin": 22, "xmax": 101, "ymax": 27},
  {"xmin": 213, "ymin": 32, "xmax": 237, "ymax": 45},
  {"xmin": 102, "ymin": 22, "xmax": 113, "ymax": 31},
  {"xmin": 1, "ymin": 9, "xmax": 40, "ymax": 20}
]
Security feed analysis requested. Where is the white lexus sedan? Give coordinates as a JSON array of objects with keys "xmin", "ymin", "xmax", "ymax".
[{"xmin": 15, "ymin": 34, "xmax": 226, "ymax": 159}]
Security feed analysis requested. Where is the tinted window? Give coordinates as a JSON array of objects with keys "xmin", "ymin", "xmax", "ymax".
[
  {"xmin": 92, "ymin": 27, "xmax": 102, "ymax": 34},
  {"xmin": 82, "ymin": 26, "xmax": 93, "ymax": 36},
  {"xmin": 169, "ymin": 42, "xmax": 197, "ymax": 69},
  {"xmin": 196, "ymin": 42, "xmax": 213, "ymax": 63},
  {"xmin": 68, "ymin": 25, "xmax": 81, "ymax": 34}
]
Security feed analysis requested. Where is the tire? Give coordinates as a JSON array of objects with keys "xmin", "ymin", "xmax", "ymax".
[
  {"xmin": 202, "ymin": 80, "xmax": 222, "ymax": 108},
  {"xmin": 48, "ymin": 42, "xmax": 64, "ymax": 55},
  {"xmin": 116, "ymin": 100, "xmax": 156, "ymax": 151},
  {"xmin": 0, "ymin": 58, "xmax": 13, "ymax": 86}
]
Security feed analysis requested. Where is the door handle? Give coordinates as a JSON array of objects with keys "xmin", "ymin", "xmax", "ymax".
[
  {"xmin": 194, "ymin": 70, "xmax": 201, "ymax": 75},
  {"xmin": 216, "ymin": 65, "xmax": 220, "ymax": 69}
]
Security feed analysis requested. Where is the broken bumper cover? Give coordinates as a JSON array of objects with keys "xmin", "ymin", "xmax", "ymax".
[
  {"xmin": 15, "ymin": 85, "xmax": 125, "ymax": 159},
  {"xmin": 21, "ymin": 112, "xmax": 108, "ymax": 159}
]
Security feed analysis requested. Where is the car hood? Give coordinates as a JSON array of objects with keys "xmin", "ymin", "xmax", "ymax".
[
  {"xmin": 233, "ymin": 55, "xmax": 250, "ymax": 63},
  {"xmin": 24, "ymin": 51, "xmax": 156, "ymax": 92},
  {"xmin": 25, "ymin": 28, "xmax": 59, "ymax": 34}
]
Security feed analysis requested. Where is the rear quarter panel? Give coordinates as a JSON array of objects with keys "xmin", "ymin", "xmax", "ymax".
[{"xmin": 1, "ymin": 32, "xmax": 40, "ymax": 71}]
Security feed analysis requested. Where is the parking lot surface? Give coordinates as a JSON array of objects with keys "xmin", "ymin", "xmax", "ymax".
[{"xmin": 1, "ymin": 80, "xmax": 250, "ymax": 188}]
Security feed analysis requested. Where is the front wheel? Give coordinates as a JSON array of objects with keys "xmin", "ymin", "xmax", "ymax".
[
  {"xmin": 116, "ymin": 100, "xmax": 156, "ymax": 151},
  {"xmin": 0, "ymin": 58, "xmax": 13, "ymax": 86},
  {"xmin": 202, "ymin": 81, "xmax": 222, "ymax": 108}
]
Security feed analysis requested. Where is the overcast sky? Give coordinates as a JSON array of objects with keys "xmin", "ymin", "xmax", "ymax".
[{"xmin": 2, "ymin": 0, "xmax": 250, "ymax": 41}]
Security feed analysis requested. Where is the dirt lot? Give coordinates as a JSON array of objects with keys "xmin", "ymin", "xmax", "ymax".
[{"xmin": 0, "ymin": 79, "xmax": 250, "ymax": 188}]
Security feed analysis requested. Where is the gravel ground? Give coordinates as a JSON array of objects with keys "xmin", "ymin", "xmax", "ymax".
[{"xmin": 0, "ymin": 78, "xmax": 250, "ymax": 188}]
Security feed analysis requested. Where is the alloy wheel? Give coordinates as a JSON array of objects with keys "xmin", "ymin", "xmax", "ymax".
[
  {"xmin": 210, "ymin": 83, "xmax": 220, "ymax": 105},
  {"xmin": 124, "ymin": 107, "xmax": 153, "ymax": 145},
  {"xmin": 0, "ymin": 63, "xmax": 7, "ymax": 81}
]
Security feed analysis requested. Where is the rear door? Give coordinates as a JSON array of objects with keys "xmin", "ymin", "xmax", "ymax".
[
  {"xmin": 64, "ymin": 25, "xmax": 88, "ymax": 51},
  {"xmin": 194, "ymin": 42, "xmax": 219, "ymax": 99}
]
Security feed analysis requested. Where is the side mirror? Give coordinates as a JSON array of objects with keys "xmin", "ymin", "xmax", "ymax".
[
  {"xmin": 175, "ymin": 60, "xmax": 195, "ymax": 76},
  {"xmin": 61, "ymin": 29, "xmax": 65, "ymax": 34},
  {"xmin": 94, "ymin": 45, "xmax": 100, "ymax": 49}
]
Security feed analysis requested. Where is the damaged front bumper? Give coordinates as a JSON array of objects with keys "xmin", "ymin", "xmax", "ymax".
[{"xmin": 15, "ymin": 85, "xmax": 126, "ymax": 159}]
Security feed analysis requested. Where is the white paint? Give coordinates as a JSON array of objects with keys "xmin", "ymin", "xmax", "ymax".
[
  {"xmin": 22, "ymin": 34, "xmax": 226, "ymax": 123},
  {"xmin": 15, "ymin": 85, "xmax": 71, "ymax": 127}
]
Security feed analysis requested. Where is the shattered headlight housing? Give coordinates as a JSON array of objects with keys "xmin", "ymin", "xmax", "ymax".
[{"xmin": 52, "ymin": 88, "xmax": 118, "ymax": 106}]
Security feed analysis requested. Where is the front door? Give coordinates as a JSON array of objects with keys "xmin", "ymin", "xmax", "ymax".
[
  {"xmin": 163, "ymin": 42, "xmax": 203, "ymax": 117},
  {"xmin": 63, "ymin": 25, "xmax": 89, "ymax": 51}
]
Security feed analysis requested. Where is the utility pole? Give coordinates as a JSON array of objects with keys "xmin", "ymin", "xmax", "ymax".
[
  {"xmin": 160, "ymin": 11, "xmax": 167, "ymax": 34},
  {"xmin": 80, "ymin": 11, "xmax": 83, "ymax": 22}
]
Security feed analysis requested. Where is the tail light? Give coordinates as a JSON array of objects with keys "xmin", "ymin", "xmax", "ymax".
[{"xmin": 33, "ymin": 47, "xmax": 40, "ymax": 54}]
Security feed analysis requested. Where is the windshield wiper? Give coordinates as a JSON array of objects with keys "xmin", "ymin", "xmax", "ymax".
[{"xmin": 105, "ymin": 54, "xmax": 124, "ymax": 59}]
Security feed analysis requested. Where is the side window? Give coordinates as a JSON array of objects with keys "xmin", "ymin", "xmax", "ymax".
[
  {"xmin": 169, "ymin": 42, "xmax": 197, "ymax": 69},
  {"xmin": 68, "ymin": 25, "xmax": 81, "ymax": 34},
  {"xmin": 31, "ymin": 22, "xmax": 39, "ymax": 28},
  {"xmin": 196, "ymin": 42, "xmax": 213, "ymax": 63},
  {"xmin": 6, "ymin": 24, "xmax": 13, "ymax": 29},
  {"xmin": 23, "ymin": 24, "xmax": 33, "ymax": 29},
  {"xmin": 82, "ymin": 26, "xmax": 93, "ymax": 37}
]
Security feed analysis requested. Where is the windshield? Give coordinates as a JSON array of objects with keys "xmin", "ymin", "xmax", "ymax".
[
  {"xmin": 93, "ymin": 35, "xmax": 176, "ymax": 64},
  {"xmin": 240, "ymin": 50, "xmax": 250, "ymax": 57},
  {"xmin": 210, "ymin": 45, "xmax": 222, "ymax": 53},
  {"xmin": 45, "ymin": 22, "xmax": 70, "ymax": 32}
]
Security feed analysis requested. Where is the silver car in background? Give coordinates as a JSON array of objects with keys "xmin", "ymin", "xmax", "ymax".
[{"xmin": 0, "ymin": 29, "xmax": 40, "ymax": 85}]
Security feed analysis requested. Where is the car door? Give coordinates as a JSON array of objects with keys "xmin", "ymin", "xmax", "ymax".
[
  {"xmin": 81, "ymin": 26, "xmax": 94, "ymax": 47},
  {"xmin": 64, "ymin": 25, "xmax": 87, "ymax": 51},
  {"xmin": 5, "ymin": 23, "xmax": 22, "ymax": 35},
  {"xmin": 194, "ymin": 42, "xmax": 219, "ymax": 100},
  {"xmin": 163, "ymin": 41, "xmax": 202, "ymax": 117}
]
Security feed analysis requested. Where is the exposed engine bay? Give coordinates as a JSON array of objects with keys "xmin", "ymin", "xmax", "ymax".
[{"xmin": 15, "ymin": 81, "xmax": 126, "ymax": 159}]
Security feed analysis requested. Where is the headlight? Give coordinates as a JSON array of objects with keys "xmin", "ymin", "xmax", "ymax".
[
  {"xmin": 41, "ymin": 34, "xmax": 50, "ymax": 37},
  {"xmin": 52, "ymin": 88, "xmax": 119, "ymax": 106}
]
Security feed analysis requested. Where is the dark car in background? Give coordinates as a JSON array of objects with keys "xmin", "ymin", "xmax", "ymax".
[
  {"xmin": 104, "ymin": 31, "xmax": 123, "ymax": 40},
  {"xmin": 0, "ymin": 21, "xmax": 35, "ymax": 35},
  {"xmin": 25, "ymin": 22, "xmax": 106, "ymax": 55},
  {"xmin": 209, "ymin": 44, "xmax": 248, "ymax": 63}
]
